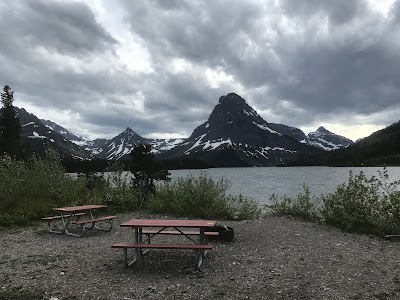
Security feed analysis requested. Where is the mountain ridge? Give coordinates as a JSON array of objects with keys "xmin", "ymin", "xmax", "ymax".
[{"xmin": 3, "ymin": 95, "xmax": 360, "ymax": 168}]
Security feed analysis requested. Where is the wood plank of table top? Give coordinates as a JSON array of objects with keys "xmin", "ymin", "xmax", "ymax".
[
  {"xmin": 53, "ymin": 204, "xmax": 107, "ymax": 212},
  {"xmin": 120, "ymin": 219, "xmax": 217, "ymax": 228}
]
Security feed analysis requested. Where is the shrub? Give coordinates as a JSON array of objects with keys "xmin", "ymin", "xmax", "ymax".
[
  {"xmin": 267, "ymin": 167, "xmax": 400, "ymax": 237},
  {"xmin": 0, "ymin": 151, "xmax": 139, "ymax": 227},
  {"xmin": 147, "ymin": 173, "xmax": 261, "ymax": 220},
  {"xmin": 0, "ymin": 150, "xmax": 80, "ymax": 226},
  {"xmin": 102, "ymin": 162, "xmax": 141, "ymax": 212},
  {"xmin": 320, "ymin": 168, "xmax": 400, "ymax": 236},
  {"xmin": 267, "ymin": 185, "xmax": 319, "ymax": 222}
]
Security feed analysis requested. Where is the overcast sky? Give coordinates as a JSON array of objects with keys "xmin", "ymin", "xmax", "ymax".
[{"xmin": 1, "ymin": 0, "xmax": 400, "ymax": 141}]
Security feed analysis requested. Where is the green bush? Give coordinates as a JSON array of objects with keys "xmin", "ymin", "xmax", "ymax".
[
  {"xmin": 147, "ymin": 174, "xmax": 261, "ymax": 220},
  {"xmin": 320, "ymin": 168, "xmax": 400, "ymax": 236},
  {"xmin": 102, "ymin": 168, "xmax": 140, "ymax": 212},
  {"xmin": 267, "ymin": 185, "xmax": 319, "ymax": 222},
  {"xmin": 0, "ymin": 151, "xmax": 139, "ymax": 227},
  {"xmin": 268, "ymin": 168, "xmax": 400, "ymax": 237},
  {"xmin": 0, "ymin": 152, "xmax": 264, "ymax": 227},
  {"xmin": 0, "ymin": 151, "xmax": 80, "ymax": 226}
]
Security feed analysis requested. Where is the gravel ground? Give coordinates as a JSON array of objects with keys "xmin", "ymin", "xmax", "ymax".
[{"xmin": 1, "ymin": 212, "xmax": 400, "ymax": 300}]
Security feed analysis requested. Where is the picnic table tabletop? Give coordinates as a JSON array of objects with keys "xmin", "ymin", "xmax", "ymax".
[
  {"xmin": 120, "ymin": 219, "xmax": 217, "ymax": 228},
  {"xmin": 52, "ymin": 204, "xmax": 107, "ymax": 213}
]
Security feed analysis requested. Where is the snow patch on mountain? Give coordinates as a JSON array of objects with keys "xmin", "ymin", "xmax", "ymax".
[
  {"xmin": 203, "ymin": 138, "xmax": 233, "ymax": 150},
  {"xmin": 252, "ymin": 122, "xmax": 281, "ymax": 135},
  {"xmin": 28, "ymin": 132, "xmax": 47, "ymax": 139}
]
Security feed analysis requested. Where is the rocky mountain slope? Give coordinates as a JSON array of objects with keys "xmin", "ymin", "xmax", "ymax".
[
  {"xmin": 306, "ymin": 126, "xmax": 354, "ymax": 151},
  {"xmin": 15, "ymin": 108, "xmax": 94, "ymax": 160},
  {"xmin": 42, "ymin": 120, "xmax": 184, "ymax": 161},
  {"xmin": 159, "ymin": 93, "xmax": 323, "ymax": 167},
  {"xmin": 268, "ymin": 124, "xmax": 353, "ymax": 151}
]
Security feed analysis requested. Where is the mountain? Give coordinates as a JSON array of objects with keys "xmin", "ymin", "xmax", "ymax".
[
  {"xmin": 306, "ymin": 126, "xmax": 354, "ymax": 151},
  {"xmin": 8, "ymin": 100, "xmax": 356, "ymax": 168},
  {"xmin": 93, "ymin": 128, "xmax": 185, "ymax": 160},
  {"xmin": 268, "ymin": 123, "xmax": 353, "ymax": 151},
  {"xmin": 41, "ymin": 121, "xmax": 185, "ymax": 161},
  {"xmin": 14, "ymin": 108, "xmax": 94, "ymax": 160},
  {"xmin": 92, "ymin": 127, "xmax": 147, "ymax": 160},
  {"xmin": 159, "ymin": 93, "xmax": 323, "ymax": 167},
  {"xmin": 300, "ymin": 120, "xmax": 400, "ymax": 166}
]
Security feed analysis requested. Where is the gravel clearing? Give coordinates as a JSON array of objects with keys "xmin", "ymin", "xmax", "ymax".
[{"xmin": 1, "ymin": 212, "xmax": 400, "ymax": 300}]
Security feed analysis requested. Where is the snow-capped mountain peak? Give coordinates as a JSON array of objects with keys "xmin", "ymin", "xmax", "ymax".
[
  {"xmin": 306, "ymin": 126, "xmax": 354, "ymax": 151},
  {"xmin": 160, "ymin": 93, "xmax": 322, "ymax": 166}
]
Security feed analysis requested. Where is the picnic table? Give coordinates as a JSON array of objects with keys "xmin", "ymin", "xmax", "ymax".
[
  {"xmin": 42, "ymin": 204, "xmax": 117, "ymax": 237},
  {"xmin": 112, "ymin": 219, "xmax": 217, "ymax": 270}
]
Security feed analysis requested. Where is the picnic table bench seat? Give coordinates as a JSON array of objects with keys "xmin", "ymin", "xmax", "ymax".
[
  {"xmin": 41, "ymin": 213, "xmax": 87, "ymax": 234},
  {"xmin": 41, "ymin": 212, "xmax": 87, "ymax": 222},
  {"xmin": 72, "ymin": 215, "xmax": 118, "ymax": 226},
  {"xmin": 71, "ymin": 215, "xmax": 118, "ymax": 233},
  {"xmin": 112, "ymin": 242, "xmax": 213, "ymax": 270}
]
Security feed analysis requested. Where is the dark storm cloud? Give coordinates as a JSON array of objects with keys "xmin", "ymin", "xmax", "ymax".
[
  {"xmin": 280, "ymin": 0, "xmax": 368, "ymax": 24},
  {"xmin": 121, "ymin": 0, "xmax": 400, "ymax": 130},
  {"xmin": 270, "ymin": 3, "xmax": 400, "ymax": 116},
  {"xmin": 2, "ymin": 0, "xmax": 117, "ymax": 56},
  {"xmin": 0, "ymin": 0, "xmax": 120, "ymax": 94},
  {"xmin": 120, "ymin": 0, "xmax": 263, "ymax": 64},
  {"xmin": 1, "ymin": 0, "xmax": 400, "ymax": 140}
]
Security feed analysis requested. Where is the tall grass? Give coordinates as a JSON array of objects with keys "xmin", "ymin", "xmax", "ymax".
[
  {"xmin": 147, "ymin": 174, "xmax": 261, "ymax": 220},
  {"xmin": 267, "ymin": 167, "xmax": 400, "ymax": 236}
]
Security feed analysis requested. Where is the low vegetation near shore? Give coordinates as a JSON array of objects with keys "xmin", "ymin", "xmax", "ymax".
[
  {"xmin": 148, "ymin": 174, "xmax": 261, "ymax": 220},
  {"xmin": 2, "ymin": 150, "xmax": 400, "ymax": 238},
  {"xmin": 0, "ymin": 151, "xmax": 261, "ymax": 228},
  {"xmin": 268, "ymin": 167, "xmax": 400, "ymax": 236}
]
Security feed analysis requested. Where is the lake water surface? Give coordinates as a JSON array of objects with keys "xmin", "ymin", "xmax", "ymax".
[{"xmin": 169, "ymin": 167, "xmax": 400, "ymax": 206}]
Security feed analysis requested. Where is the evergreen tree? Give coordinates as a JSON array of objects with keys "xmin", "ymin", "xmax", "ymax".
[
  {"xmin": 0, "ymin": 85, "xmax": 22, "ymax": 157},
  {"xmin": 130, "ymin": 144, "xmax": 170, "ymax": 207}
]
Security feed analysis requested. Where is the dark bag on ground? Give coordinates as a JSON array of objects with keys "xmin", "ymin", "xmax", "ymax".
[{"xmin": 205, "ymin": 225, "xmax": 234, "ymax": 242}]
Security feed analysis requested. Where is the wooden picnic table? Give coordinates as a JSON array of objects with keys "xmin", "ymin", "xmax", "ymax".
[
  {"xmin": 113, "ymin": 219, "xmax": 217, "ymax": 270},
  {"xmin": 42, "ymin": 204, "xmax": 117, "ymax": 237}
]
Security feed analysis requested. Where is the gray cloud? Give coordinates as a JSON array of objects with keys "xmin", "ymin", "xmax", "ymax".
[
  {"xmin": 8, "ymin": 0, "xmax": 117, "ymax": 56},
  {"xmin": 120, "ymin": 0, "xmax": 400, "ymax": 125},
  {"xmin": 1, "ymin": 0, "xmax": 399, "ymax": 141},
  {"xmin": 280, "ymin": 0, "xmax": 368, "ymax": 24}
]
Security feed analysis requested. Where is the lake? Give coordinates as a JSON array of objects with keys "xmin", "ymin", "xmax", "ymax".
[{"xmin": 169, "ymin": 166, "xmax": 400, "ymax": 206}]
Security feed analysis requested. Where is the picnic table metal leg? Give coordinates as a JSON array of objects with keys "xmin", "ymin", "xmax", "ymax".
[
  {"xmin": 199, "ymin": 228, "xmax": 208, "ymax": 259},
  {"xmin": 83, "ymin": 210, "xmax": 96, "ymax": 230},
  {"xmin": 134, "ymin": 227, "xmax": 143, "ymax": 257},
  {"xmin": 46, "ymin": 220, "xmax": 64, "ymax": 234},
  {"xmin": 195, "ymin": 249, "xmax": 204, "ymax": 270},
  {"xmin": 61, "ymin": 213, "xmax": 72, "ymax": 235},
  {"xmin": 62, "ymin": 213, "xmax": 87, "ymax": 237},
  {"xmin": 121, "ymin": 247, "xmax": 138, "ymax": 268}
]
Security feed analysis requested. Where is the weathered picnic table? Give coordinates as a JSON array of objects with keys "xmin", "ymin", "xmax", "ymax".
[
  {"xmin": 42, "ymin": 204, "xmax": 117, "ymax": 237},
  {"xmin": 112, "ymin": 219, "xmax": 217, "ymax": 270}
]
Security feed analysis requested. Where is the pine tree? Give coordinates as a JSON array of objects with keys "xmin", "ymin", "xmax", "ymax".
[
  {"xmin": 0, "ymin": 85, "xmax": 22, "ymax": 157},
  {"xmin": 130, "ymin": 144, "xmax": 170, "ymax": 207}
]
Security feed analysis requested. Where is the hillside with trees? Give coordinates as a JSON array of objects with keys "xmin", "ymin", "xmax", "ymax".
[{"xmin": 293, "ymin": 120, "xmax": 400, "ymax": 166}]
